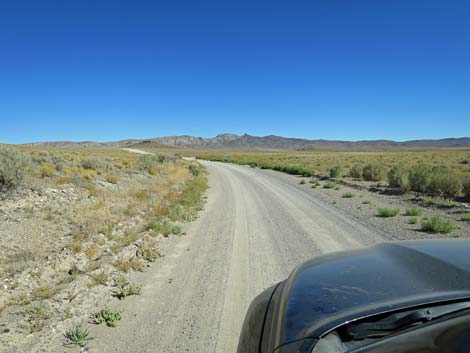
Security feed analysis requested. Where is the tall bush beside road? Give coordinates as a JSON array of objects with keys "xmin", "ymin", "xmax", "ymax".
[
  {"xmin": 0, "ymin": 146, "xmax": 32, "ymax": 193},
  {"xmin": 409, "ymin": 165, "xmax": 433, "ymax": 193},
  {"xmin": 428, "ymin": 169, "xmax": 462, "ymax": 198},
  {"xmin": 362, "ymin": 163, "xmax": 387, "ymax": 181},
  {"xmin": 388, "ymin": 165, "xmax": 410, "ymax": 190},
  {"xmin": 463, "ymin": 176, "xmax": 470, "ymax": 200}
]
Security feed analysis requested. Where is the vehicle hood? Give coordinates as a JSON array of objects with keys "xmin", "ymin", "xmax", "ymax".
[{"xmin": 277, "ymin": 239, "xmax": 470, "ymax": 345}]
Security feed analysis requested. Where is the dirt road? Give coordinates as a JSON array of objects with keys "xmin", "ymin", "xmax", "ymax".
[{"xmin": 90, "ymin": 160, "xmax": 394, "ymax": 353}]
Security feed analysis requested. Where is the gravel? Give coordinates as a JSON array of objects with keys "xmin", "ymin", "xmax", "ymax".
[{"xmin": 82, "ymin": 160, "xmax": 470, "ymax": 353}]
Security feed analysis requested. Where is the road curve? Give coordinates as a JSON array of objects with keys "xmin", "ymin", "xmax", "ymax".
[{"xmin": 90, "ymin": 160, "xmax": 390, "ymax": 353}]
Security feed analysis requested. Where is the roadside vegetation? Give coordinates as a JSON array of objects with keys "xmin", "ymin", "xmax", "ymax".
[
  {"xmin": 0, "ymin": 145, "xmax": 207, "ymax": 351},
  {"xmin": 421, "ymin": 216, "xmax": 458, "ymax": 234},
  {"xmin": 195, "ymin": 150, "xmax": 470, "ymax": 201},
  {"xmin": 377, "ymin": 208, "xmax": 400, "ymax": 218},
  {"xmin": 196, "ymin": 149, "xmax": 469, "ymax": 238}
]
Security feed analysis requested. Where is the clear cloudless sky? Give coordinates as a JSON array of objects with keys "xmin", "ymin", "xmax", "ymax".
[{"xmin": 0, "ymin": 0, "xmax": 469, "ymax": 143}]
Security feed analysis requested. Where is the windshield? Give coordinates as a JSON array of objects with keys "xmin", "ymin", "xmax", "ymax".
[{"xmin": 312, "ymin": 300, "xmax": 470, "ymax": 353}]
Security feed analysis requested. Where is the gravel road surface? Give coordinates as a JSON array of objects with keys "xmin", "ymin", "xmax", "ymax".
[{"xmin": 90, "ymin": 160, "xmax": 394, "ymax": 353}]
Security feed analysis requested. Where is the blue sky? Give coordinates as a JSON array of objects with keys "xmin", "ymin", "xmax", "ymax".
[{"xmin": 1, "ymin": 0, "xmax": 469, "ymax": 143}]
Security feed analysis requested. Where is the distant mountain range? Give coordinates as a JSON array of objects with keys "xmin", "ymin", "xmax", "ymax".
[{"xmin": 24, "ymin": 134, "xmax": 470, "ymax": 151}]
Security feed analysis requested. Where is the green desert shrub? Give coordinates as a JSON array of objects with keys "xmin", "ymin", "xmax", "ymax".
[
  {"xmin": 377, "ymin": 207, "xmax": 400, "ymax": 218},
  {"xmin": 422, "ymin": 216, "xmax": 457, "ymax": 234},
  {"xmin": 461, "ymin": 215, "xmax": 470, "ymax": 222},
  {"xmin": 427, "ymin": 168, "xmax": 461, "ymax": 197},
  {"xmin": 50, "ymin": 154, "xmax": 65, "ymax": 171},
  {"xmin": 405, "ymin": 207, "xmax": 422, "ymax": 216},
  {"xmin": 93, "ymin": 307, "xmax": 122, "ymax": 327},
  {"xmin": 147, "ymin": 219, "xmax": 173, "ymax": 236},
  {"xmin": 463, "ymin": 176, "xmax": 470, "ymax": 200},
  {"xmin": 388, "ymin": 165, "xmax": 409, "ymax": 190},
  {"xmin": 139, "ymin": 155, "xmax": 159, "ymax": 167},
  {"xmin": 419, "ymin": 196, "xmax": 458, "ymax": 208},
  {"xmin": 323, "ymin": 182, "xmax": 337, "ymax": 189},
  {"xmin": 64, "ymin": 324, "xmax": 92, "ymax": 348},
  {"xmin": 409, "ymin": 165, "xmax": 433, "ymax": 193},
  {"xmin": 329, "ymin": 165, "xmax": 343, "ymax": 178},
  {"xmin": 138, "ymin": 155, "xmax": 165, "ymax": 175},
  {"xmin": 80, "ymin": 157, "xmax": 103, "ymax": 170},
  {"xmin": 188, "ymin": 164, "xmax": 201, "ymax": 176},
  {"xmin": 155, "ymin": 153, "xmax": 176, "ymax": 163},
  {"xmin": 310, "ymin": 180, "xmax": 321, "ymax": 188},
  {"xmin": 171, "ymin": 225, "xmax": 182, "ymax": 235},
  {"xmin": 168, "ymin": 203, "xmax": 195, "ymax": 222},
  {"xmin": 362, "ymin": 163, "xmax": 387, "ymax": 181},
  {"xmin": 349, "ymin": 164, "xmax": 363, "ymax": 179},
  {"xmin": 0, "ymin": 146, "xmax": 32, "ymax": 193},
  {"xmin": 342, "ymin": 192, "xmax": 354, "ymax": 198}
]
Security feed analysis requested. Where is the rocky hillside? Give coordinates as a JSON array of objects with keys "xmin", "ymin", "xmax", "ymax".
[{"xmin": 25, "ymin": 134, "xmax": 470, "ymax": 151}]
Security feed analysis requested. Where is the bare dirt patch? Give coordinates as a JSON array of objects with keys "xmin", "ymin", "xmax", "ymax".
[{"xmin": 0, "ymin": 147, "xmax": 207, "ymax": 353}]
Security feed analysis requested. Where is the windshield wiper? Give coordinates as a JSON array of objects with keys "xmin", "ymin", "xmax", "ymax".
[{"xmin": 345, "ymin": 301, "xmax": 470, "ymax": 340}]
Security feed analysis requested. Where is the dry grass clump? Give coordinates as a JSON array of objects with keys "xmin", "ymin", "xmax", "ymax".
[
  {"xmin": 39, "ymin": 163, "xmax": 55, "ymax": 178},
  {"xmin": 32, "ymin": 283, "xmax": 62, "ymax": 300},
  {"xmin": 22, "ymin": 302, "xmax": 51, "ymax": 333},
  {"xmin": 84, "ymin": 261, "xmax": 101, "ymax": 273},
  {"xmin": 71, "ymin": 241, "xmax": 84, "ymax": 254},
  {"xmin": 106, "ymin": 173, "xmax": 119, "ymax": 184},
  {"xmin": 88, "ymin": 271, "xmax": 109, "ymax": 288},
  {"xmin": 136, "ymin": 237, "xmax": 160, "ymax": 262},
  {"xmin": 72, "ymin": 205, "xmax": 115, "ymax": 240},
  {"xmin": 113, "ymin": 257, "xmax": 145, "ymax": 273},
  {"xmin": 112, "ymin": 275, "xmax": 142, "ymax": 299},
  {"xmin": 116, "ymin": 233, "xmax": 138, "ymax": 247},
  {"xmin": 84, "ymin": 243, "xmax": 100, "ymax": 259},
  {"xmin": 80, "ymin": 157, "xmax": 105, "ymax": 171}
]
